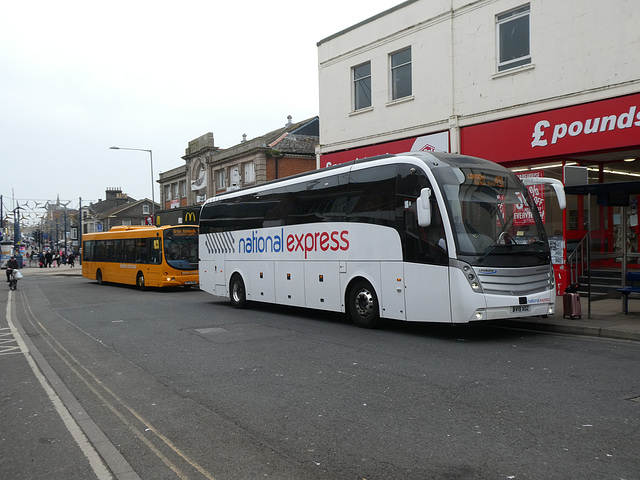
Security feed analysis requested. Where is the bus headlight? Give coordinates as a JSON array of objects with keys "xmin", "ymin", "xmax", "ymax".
[{"xmin": 452, "ymin": 260, "xmax": 484, "ymax": 293}]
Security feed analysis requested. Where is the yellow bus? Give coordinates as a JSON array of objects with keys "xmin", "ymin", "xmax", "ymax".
[{"xmin": 82, "ymin": 225, "xmax": 199, "ymax": 289}]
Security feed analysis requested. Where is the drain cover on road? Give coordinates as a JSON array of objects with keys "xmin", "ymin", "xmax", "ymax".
[{"xmin": 191, "ymin": 323, "xmax": 298, "ymax": 343}]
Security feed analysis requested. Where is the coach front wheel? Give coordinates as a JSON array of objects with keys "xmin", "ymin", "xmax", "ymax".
[
  {"xmin": 96, "ymin": 270, "xmax": 103, "ymax": 285},
  {"xmin": 229, "ymin": 274, "xmax": 247, "ymax": 309},
  {"xmin": 137, "ymin": 272, "xmax": 146, "ymax": 291},
  {"xmin": 348, "ymin": 279, "xmax": 381, "ymax": 328}
]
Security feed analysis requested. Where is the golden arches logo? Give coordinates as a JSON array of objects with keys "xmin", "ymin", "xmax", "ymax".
[{"xmin": 184, "ymin": 211, "xmax": 197, "ymax": 224}]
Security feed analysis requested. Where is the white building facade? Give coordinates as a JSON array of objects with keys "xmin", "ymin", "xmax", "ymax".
[
  {"xmin": 318, "ymin": 0, "xmax": 640, "ymax": 293},
  {"xmin": 318, "ymin": 0, "xmax": 639, "ymax": 162}
]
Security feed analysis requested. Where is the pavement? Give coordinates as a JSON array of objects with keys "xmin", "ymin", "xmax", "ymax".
[{"xmin": 18, "ymin": 262, "xmax": 640, "ymax": 343}]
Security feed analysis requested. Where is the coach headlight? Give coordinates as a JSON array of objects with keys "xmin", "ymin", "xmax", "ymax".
[{"xmin": 452, "ymin": 260, "xmax": 484, "ymax": 293}]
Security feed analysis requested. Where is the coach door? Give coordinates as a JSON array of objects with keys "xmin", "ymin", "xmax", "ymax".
[{"xmin": 397, "ymin": 164, "xmax": 452, "ymax": 322}]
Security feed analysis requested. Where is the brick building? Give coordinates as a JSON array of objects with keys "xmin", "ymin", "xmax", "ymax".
[{"xmin": 158, "ymin": 116, "xmax": 319, "ymax": 216}]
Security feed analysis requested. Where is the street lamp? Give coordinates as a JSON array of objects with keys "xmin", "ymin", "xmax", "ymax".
[{"xmin": 109, "ymin": 146, "xmax": 155, "ymax": 223}]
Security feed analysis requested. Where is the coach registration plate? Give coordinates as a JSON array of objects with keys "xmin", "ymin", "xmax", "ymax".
[
  {"xmin": 512, "ymin": 305, "xmax": 530, "ymax": 313},
  {"xmin": 185, "ymin": 281, "xmax": 198, "ymax": 285}
]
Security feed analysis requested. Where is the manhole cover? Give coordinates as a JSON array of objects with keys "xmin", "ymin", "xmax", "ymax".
[
  {"xmin": 190, "ymin": 323, "xmax": 298, "ymax": 343},
  {"xmin": 194, "ymin": 327, "xmax": 228, "ymax": 335}
]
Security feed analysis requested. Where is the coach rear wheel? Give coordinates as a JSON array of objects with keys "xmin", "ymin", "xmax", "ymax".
[
  {"xmin": 348, "ymin": 279, "xmax": 381, "ymax": 328},
  {"xmin": 96, "ymin": 270, "xmax": 103, "ymax": 285},
  {"xmin": 229, "ymin": 274, "xmax": 247, "ymax": 309},
  {"xmin": 137, "ymin": 272, "xmax": 146, "ymax": 291}
]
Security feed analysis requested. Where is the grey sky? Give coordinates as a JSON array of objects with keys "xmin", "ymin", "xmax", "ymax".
[{"xmin": 0, "ymin": 0, "xmax": 398, "ymax": 220}]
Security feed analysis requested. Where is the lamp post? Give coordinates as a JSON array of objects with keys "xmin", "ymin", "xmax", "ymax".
[{"xmin": 109, "ymin": 146, "xmax": 155, "ymax": 223}]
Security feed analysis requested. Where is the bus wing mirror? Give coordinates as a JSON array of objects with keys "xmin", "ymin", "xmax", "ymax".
[
  {"xmin": 521, "ymin": 177, "xmax": 566, "ymax": 210},
  {"xmin": 417, "ymin": 188, "xmax": 432, "ymax": 227}
]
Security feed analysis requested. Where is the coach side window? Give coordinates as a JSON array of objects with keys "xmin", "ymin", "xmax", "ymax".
[
  {"xmin": 199, "ymin": 203, "xmax": 226, "ymax": 234},
  {"xmin": 306, "ymin": 173, "xmax": 350, "ymax": 223},
  {"xmin": 348, "ymin": 165, "xmax": 397, "ymax": 226},
  {"xmin": 262, "ymin": 188, "xmax": 288, "ymax": 227}
]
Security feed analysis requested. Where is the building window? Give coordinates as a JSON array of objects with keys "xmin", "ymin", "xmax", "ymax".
[
  {"xmin": 496, "ymin": 4, "xmax": 531, "ymax": 72},
  {"xmin": 179, "ymin": 180, "xmax": 187, "ymax": 197},
  {"xmin": 164, "ymin": 185, "xmax": 171, "ymax": 200},
  {"xmin": 244, "ymin": 162, "xmax": 255, "ymax": 184},
  {"xmin": 122, "ymin": 220, "xmax": 132, "ymax": 226},
  {"xmin": 143, "ymin": 204, "xmax": 150, "ymax": 214},
  {"xmin": 230, "ymin": 166, "xmax": 241, "ymax": 188},
  {"xmin": 353, "ymin": 62, "xmax": 372, "ymax": 110},
  {"xmin": 216, "ymin": 169, "xmax": 226, "ymax": 189},
  {"xmin": 172, "ymin": 182, "xmax": 179, "ymax": 200},
  {"xmin": 390, "ymin": 47, "xmax": 412, "ymax": 100}
]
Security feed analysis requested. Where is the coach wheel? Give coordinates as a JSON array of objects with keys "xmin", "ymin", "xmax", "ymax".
[
  {"xmin": 96, "ymin": 270, "xmax": 103, "ymax": 285},
  {"xmin": 137, "ymin": 272, "xmax": 146, "ymax": 291},
  {"xmin": 348, "ymin": 279, "xmax": 381, "ymax": 328},
  {"xmin": 229, "ymin": 274, "xmax": 247, "ymax": 309}
]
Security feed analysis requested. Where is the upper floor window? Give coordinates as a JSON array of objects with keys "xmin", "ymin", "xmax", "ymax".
[
  {"xmin": 216, "ymin": 169, "xmax": 226, "ymax": 190},
  {"xmin": 179, "ymin": 180, "xmax": 187, "ymax": 197},
  {"xmin": 353, "ymin": 62, "xmax": 372, "ymax": 110},
  {"xmin": 143, "ymin": 204, "xmax": 150, "ymax": 214},
  {"xmin": 243, "ymin": 162, "xmax": 256, "ymax": 184},
  {"xmin": 496, "ymin": 4, "xmax": 531, "ymax": 72},
  {"xmin": 164, "ymin": 184, "xmax": 171, "ymax": 200},
  {"xmin": 390, "ymin": 47, "xmax": 412, "ymax": 100}
]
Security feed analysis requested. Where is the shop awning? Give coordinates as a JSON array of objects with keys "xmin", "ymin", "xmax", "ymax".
[{"xmin": 565, "ymin": 181, "xmax": 640, "ymax": 206}]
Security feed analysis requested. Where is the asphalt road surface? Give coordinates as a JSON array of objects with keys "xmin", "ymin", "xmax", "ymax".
[{"xmin": 2, "ymin": 273, "xmax": 639, "ymax": 479}]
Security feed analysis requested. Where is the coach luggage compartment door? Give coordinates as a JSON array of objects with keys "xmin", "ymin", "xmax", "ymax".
[{"xmin": 403, "ymin": 263, "xmax": 451, "ymax": 323}]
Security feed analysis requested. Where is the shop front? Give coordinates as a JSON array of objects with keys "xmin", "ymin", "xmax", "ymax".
[{"xmin": 461, "ymin": 92, "xmax": 640, "ymax": 294}]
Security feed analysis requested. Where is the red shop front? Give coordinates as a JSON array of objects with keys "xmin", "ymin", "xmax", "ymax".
[{"xmin": 461, "ymin": 92, "xmax": 640, "ymax": 293}]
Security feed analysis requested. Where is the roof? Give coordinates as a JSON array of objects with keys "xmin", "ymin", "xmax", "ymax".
[
  {"xmin": 208, "ymin": 116, "xmax": 319, "ymax": 161},
  {"xmin": 95, "ymin": 198, "xmax": 157, "ymax": 220},
  {"xmin": 86, "ymin": 198, "xmax": 136, "ymax": 215},
  {"xmin": 317, "ymin": 0, "xmax": 418, "ymax": 46}
]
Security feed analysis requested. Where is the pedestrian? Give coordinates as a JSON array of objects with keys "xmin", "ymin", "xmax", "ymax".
[
  {"xmin": 6, "ymin": 255, "xmax": 19, "ymax": 282},
  {"xmin": 68, "ymin": 252, "xmax": 75, "ymax": 268},
  {"xmin": 45, "ymin": 250, "xmax": 52, "ymax": 268},
  {"xmin": 38, "ymin": 252, "xmax": 45, "ymax": 268}
]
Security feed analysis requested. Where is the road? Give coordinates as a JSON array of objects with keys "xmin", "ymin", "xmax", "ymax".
[{"xmin": 2, "ymin": 272, "xmax": 639, "ymax": 479}]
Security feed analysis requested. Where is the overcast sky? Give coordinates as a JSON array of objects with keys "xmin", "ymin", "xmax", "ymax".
[{"xmin": 0, "ymin": 0, "xmax": 399, "ymax": 222}]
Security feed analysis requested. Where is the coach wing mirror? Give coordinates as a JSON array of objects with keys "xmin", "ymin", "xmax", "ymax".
[
  {"xmin": 521, "ymin": 177, "xmax": 566, "ymax": 210},
  {"xmin": 417, "ymin": 187, "xmax": 432, "ymax": 227}
]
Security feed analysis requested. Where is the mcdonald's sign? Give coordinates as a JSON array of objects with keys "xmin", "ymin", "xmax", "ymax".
[{"xmin": 183, "ymin": 210, "xmax": 198, "ymax": 225}]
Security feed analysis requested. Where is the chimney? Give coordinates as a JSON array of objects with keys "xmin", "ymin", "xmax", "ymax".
[
  {"xmin": 286, "ymin": 115, "xmax": 292, "ymax": 127},
  {"xmin": 242, "ymin": 134, "xmax": 247, "ymax": 143}
]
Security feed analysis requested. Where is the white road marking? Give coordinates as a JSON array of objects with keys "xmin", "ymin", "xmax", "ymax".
[{"xmin": 6, "ymin": 290, "xmax": 113, "ymax": 480}]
